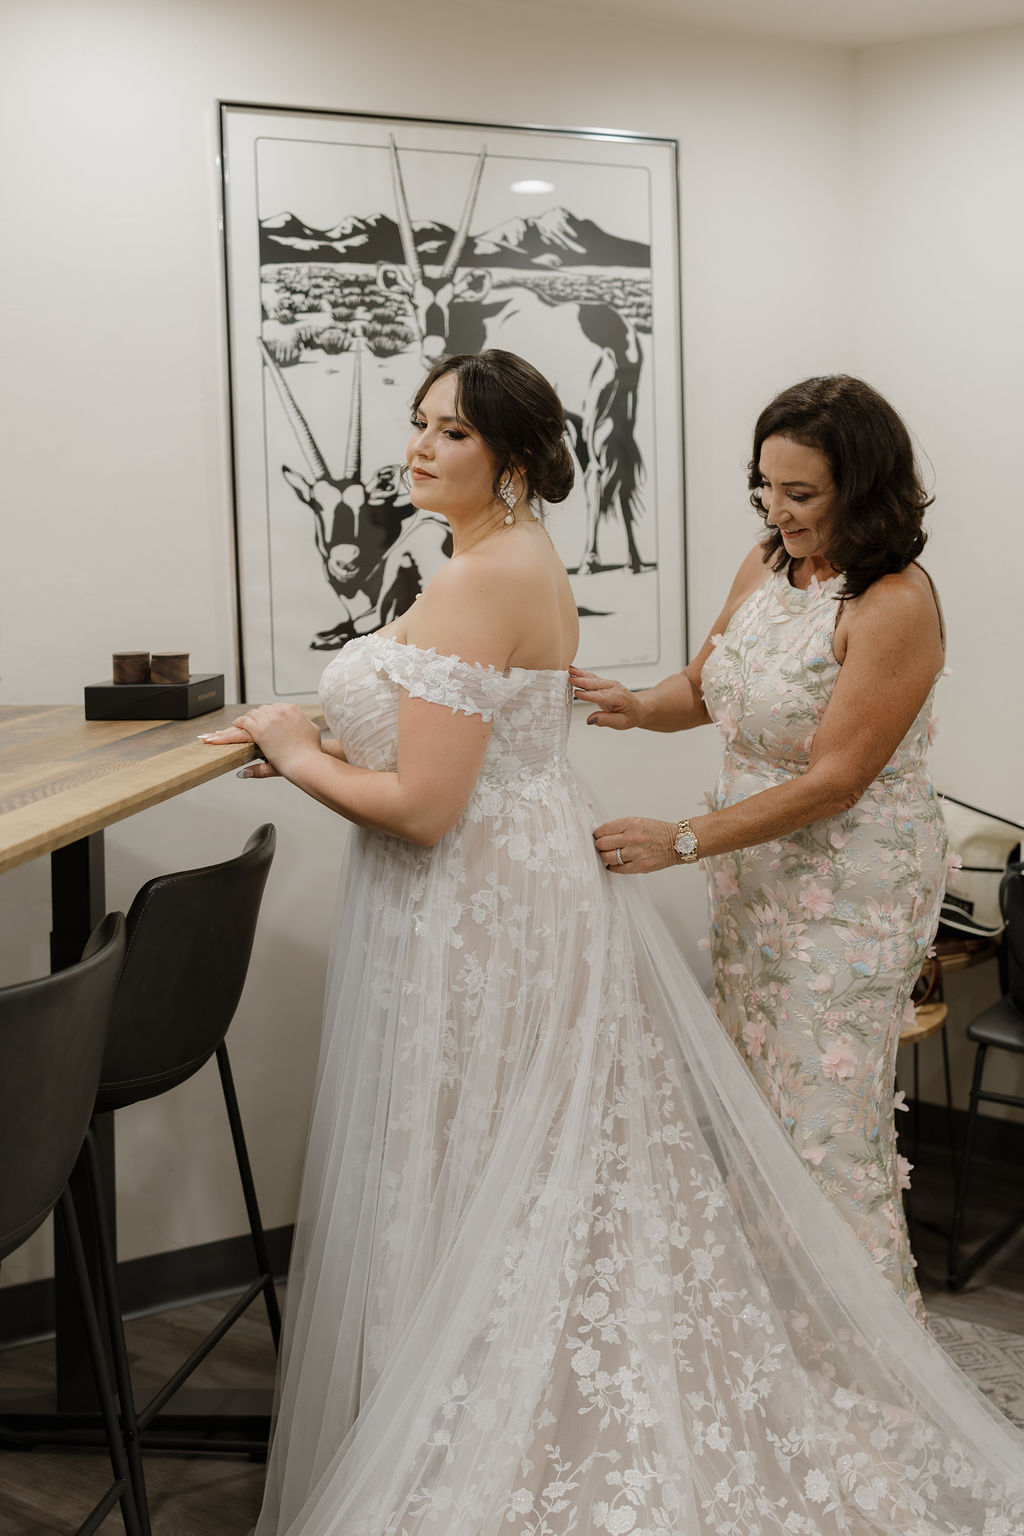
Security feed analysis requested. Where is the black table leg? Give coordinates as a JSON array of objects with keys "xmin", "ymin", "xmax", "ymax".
[
  {"xmin": 50, "ymin": 834, "xmax": 106, "ymax": 971},
  {"xmin": 50, "ymin": 834, "xmax": 119, "ymax": 1412}
]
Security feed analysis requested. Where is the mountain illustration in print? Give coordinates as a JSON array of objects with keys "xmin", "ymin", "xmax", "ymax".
[
  {"xmin": 471, "ymin": 209, "xmax": 648, "ymax": 268},
  {"xmin": 259, "ymin": 208, "xmax": 649, "ymax": 269}
]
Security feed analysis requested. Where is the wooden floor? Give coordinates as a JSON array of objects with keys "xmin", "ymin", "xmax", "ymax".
[
  {"xmin": 911, "ymin": 1144, "xmax": 1024, "ymax": 1334},
  {"xmin": 1, "ymin": 1149, "xmax": 1022, "ymax": 1536},
  {"xmin": 0, "ymin": 1293, "xmax": 274, "ymax": 1535}
]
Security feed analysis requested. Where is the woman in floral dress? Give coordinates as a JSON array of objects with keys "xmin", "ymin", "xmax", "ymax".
[{"xmin": 573, "ymin": 375, "xmax": 948, "ymax": 1315}]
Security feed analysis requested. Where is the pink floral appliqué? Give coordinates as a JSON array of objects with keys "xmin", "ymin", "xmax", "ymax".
[
  {"xmin": 742, "ymin": 1017, "xmax": 767, "ymax": 1059},
  {"xmin": 821, "ymin": 1039, "xmax": 858, "ymax": 1081},
  {"xmin": 798, "ymin": 880, "xmax": 833, "ymax": 921},
  {"xmin": 714, "ymin": 702, "xmax": 739, "ymax": 743}
]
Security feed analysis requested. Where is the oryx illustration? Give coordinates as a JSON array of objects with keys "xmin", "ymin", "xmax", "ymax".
[{"xmin": 261, "ymin": 321, "xmax": 449, "ymax": 648}]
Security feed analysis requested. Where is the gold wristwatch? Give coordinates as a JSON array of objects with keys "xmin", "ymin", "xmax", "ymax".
[{"xmin": 673, "ymin": 818, "xmax": 699, "ymax": 864}]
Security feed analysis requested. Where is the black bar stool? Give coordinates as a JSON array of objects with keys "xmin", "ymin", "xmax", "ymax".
[
  {"xmin": 0, "ymin": 913, "xmax": 143, "ymax": 1536},
  {"xmin": 72, "ymin": 822, "xmax": 280, "ymax": 1532},
  {"xmin": 948, "ymin": 863, "xmax": 1024, "ymax": 1289}
]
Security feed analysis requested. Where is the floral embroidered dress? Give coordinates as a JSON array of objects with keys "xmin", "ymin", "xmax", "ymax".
[
  {"xmin": 700, "ymin": 567, "xmax": 948, "ymax": 1315},
  {"xmin": 255, "ymin": 632, "xmax": 1021, "ymax": 1536}
]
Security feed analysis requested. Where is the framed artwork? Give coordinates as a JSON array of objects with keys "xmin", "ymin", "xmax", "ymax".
[{"xmin": 220, "ymin": 103, "xmax": 685, "ymax": 698}]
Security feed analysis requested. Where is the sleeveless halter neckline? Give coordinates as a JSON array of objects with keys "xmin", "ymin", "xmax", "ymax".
[{"xmin": 775, "ymin": 565, "xmax": 844, "ymax": 612}]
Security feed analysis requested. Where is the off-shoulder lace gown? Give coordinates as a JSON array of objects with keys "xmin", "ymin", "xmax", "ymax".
[{"xmin": 255, "ymin": 632, "xmax": 1022, "ymax": 1536}]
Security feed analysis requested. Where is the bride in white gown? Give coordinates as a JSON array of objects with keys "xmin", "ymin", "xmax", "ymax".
[{"xmin": 207, "ymin": 351, "xmax": 1024, "ymax": 1536}]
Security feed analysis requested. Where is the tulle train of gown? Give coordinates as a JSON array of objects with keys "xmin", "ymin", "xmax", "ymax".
[{"xmin": 255, "ymin": 633, "xmax": 1023, "ymax": 1536}]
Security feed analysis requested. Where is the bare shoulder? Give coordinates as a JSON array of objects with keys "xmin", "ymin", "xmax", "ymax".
[
  {"xmin": 845, "ymin": 564, "xmax": 942, "ymax": 631},
  {"xmin": 837, "ymin": 563, "xmax": 944, "ymax": 664},
  {"xmin": 404, "ymin": 549, "xmax": 523, "ymax": 669},
  {"xmin": 720, "ymin": 543, "xmax": 773, "ymax": 619},
  {"xmin": 433, "ymin": 530, "xmax": 557, "ymax": 599},
  {"xmin": 474, "ymin": 528, "xmax": 578, "ymax": 667},
  {"xmin": 414, "ymin": 549, "xmax": 512, "ymax": 618},
  {"xmin": 734, "ymin": 542, "xmax": 773, "ymax": 593},
  {"xmin": 686, "ymin": 544, "xmax": 772, "ymax": 681}
]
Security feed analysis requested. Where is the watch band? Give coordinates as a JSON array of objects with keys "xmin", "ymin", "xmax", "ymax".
[{"xmin": 673, "ymin": 818, "xmax": 699, "ymax": 864}]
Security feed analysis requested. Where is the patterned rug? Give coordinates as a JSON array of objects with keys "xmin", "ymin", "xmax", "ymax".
[{"xmin": 929, "ymin": 1314, "xmax": 1024, "ymax": 1429}]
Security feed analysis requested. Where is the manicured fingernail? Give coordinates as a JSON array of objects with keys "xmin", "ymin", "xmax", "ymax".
[
  {"xmin": 198, "ymin": 732, "xmax": 219, "ymax": 740},
  {"xmin": 236, "ymin": 768, "xmax": 252, "ymax": 779}
]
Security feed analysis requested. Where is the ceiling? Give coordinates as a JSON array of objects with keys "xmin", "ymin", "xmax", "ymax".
[{"xmin": 490, "ymin": 0, "xmax": 1024, "ymax": 48}]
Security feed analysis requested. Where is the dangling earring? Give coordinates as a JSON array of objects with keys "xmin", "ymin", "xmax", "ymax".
[{"xmin": 499, "ymin": 474, "xmax": 516, "ymax": 525}]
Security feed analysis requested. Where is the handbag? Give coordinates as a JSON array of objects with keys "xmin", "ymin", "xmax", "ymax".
[{"xmin": 939, "ymin": 795, "xmax": 1024, "ymax": 938}]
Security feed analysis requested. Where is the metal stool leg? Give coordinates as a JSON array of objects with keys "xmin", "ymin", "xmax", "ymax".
[
  {"xmin": 82, "ymin": 1129, "xmax": 152, "ymax": 1536},
  {"xmin": 57, "ymin": 1189, "xmax": 143, "ymax": 1536},
  {"xmin": 217, "ymin": 1043, "xmax": 282, "ymax": 1349},
  {"xmin": 948, "ymin": 1044, "xmax": 987, "ymax": 1289},
  {"xmin": 939, "ymin": 1020, "xmax": 958, "ymax": 1187}
]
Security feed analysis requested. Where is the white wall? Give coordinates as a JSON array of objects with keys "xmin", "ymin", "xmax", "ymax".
[
  {"xmin": 854, "ymin": 26, "xmax": 1024, "ymax": 822},
  {"xmin": 3, "ymin": 0, "xmax": 936, "ymax": 1287},
  {"xmin": 854, "ymin": 28, "xmax": 1024, "ymax": 1112}
]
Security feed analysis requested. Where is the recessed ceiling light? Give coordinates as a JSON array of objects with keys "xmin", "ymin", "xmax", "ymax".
[{"xmin": 510, "ymin": 179, "xmax": 554, "ymax": 194}]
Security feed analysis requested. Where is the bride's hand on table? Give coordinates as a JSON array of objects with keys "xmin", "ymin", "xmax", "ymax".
[
  {"xmin": 593, "ymin": 815, "xmax": 678, "ymax": 874},
  {"xmin": 200, "ymin": 704, "xmax": 322, "ymax": 780}
]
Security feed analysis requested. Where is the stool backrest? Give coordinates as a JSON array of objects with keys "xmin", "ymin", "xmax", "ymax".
[
  {"xmin": 96, "ymin": 823, "xmax": 276, "ymax": 1109},
  {"xmin": 0, "ymin": 912, "xmax": 125, "ymax": 1262},
  {"xmin": 1001, "ymin": 863, "xmax": 1024, "ymax": 1012}
]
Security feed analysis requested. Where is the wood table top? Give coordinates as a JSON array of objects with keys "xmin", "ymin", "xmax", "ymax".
[{"xmin": 0, "ymin": 703, "xmax": 307, "ymax": 875}]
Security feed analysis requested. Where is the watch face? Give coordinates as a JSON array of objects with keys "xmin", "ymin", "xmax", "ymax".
[{"xmin": 674, "ymin": 829, "xmax": 697, "ymax": 857}]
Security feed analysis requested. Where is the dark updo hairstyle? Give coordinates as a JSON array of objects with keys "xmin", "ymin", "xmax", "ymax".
[
  {"xmin": 749, "ymin": 374, "xmax": 933, "ymax": 600},
  {"xmin": 412, "ymin": 349, "xmax": 575, "ymax": 506}
]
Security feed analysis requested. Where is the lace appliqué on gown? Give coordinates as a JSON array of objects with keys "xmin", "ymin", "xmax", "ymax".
[
  {"xmin": 364, "ymin": 635, "xmax": 532, "ymax": 719},
  {"xmin": 255, "ymin": 634, "xmax": 1022, "ymax": 1536}
]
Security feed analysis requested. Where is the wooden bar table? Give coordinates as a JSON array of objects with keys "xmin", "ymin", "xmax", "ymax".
[
  {"xmin": 0, "ymin": 703, "xmax": 289, "ymax": 1443},
  {"xmin": 0, "ymin": 703, "xmax": 262, "ymax": 887}
]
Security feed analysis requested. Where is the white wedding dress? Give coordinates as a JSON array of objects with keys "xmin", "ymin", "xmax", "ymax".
[{"xmin": 255, "ymin": 633, "xmax": 1024, "ymax": 1536}]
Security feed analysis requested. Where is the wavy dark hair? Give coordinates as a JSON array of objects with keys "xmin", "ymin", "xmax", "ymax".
[
  {"xmin": 748, "ymin": 375, "xmax": 933, "ymax": 599},
  {"xmin": 412, "ymin": 350, "xmax": 574, "ymax": 506}
]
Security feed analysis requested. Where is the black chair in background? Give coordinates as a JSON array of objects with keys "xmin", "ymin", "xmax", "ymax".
[
  {"xmin": 0, "ymin": 913, "xmax": 143, "ymax": 1536},
  {"xmin": 85, "ymin": 822, "xmax": 280, "ymax": 1492},
  {"xmin": 948, "ymin": 863, "xmax": 1024, "ymax": 1289}
]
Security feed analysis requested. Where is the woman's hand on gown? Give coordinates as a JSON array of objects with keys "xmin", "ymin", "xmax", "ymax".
[
  {"xmin": 570, "ymin": 666, "xmax": 643, "ymax": 729},
  {"xmin": 593, "ymin": 815, "xmax": 678, "ymax": 874}
]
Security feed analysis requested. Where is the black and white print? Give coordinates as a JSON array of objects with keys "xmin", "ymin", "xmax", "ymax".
[{"xmin": 221, "ymin": 106, "xmax": 684, "ymax": 697}]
